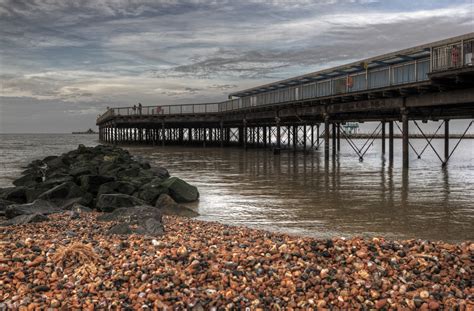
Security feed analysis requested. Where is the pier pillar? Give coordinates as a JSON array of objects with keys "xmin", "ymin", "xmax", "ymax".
[
  {"xmin": 336, "ymin": 123, "xmax": 340, "ymax": 152},
  {"xmin": 316, "ymin": 124, "xmax": 320, "ymax": 150},
  {"xmin": 310, "ymin": 124, "xmax": 314, "ymax": 150},
  {"xmin": 263, "ymin": 126, "xmax": 267, "ymax": 149},
  {"xmin": 332, "ymin": 123, "xmax": 336, "ymax": 155},
  {"xmin": 243, "ymin": 120, "xmax": 247, "ymax": 150},
  {"xmin": 381, "ymin": 121, "xmax": 386, "ymax": 155},
  {"xmin": 402, "ymin": 109, "xmax": 409, "ymax": 169},
  {"xmin": 161, "ymin": 122, "xmax": 165, "ymax": 146},
  {"xmin": 275, "ymin": 117, "xmax": 281, "ymax": 154},
  {"xmin": 292, "ymin": 125, "xmax": 297, "ymax": 152},
  {"xmin": 303, "ymin": 124, "xmax": 307, "ymax": 151},
  {"xmin": 444, "ymin": 119, "xmax": 450, "ymax": 164},
  {"xmin": 220, "ymin": 121, "xmax": 224, "ymax": 147},
  {"xmin": 324, "ymin": 115, "xmax": 330, "ymax": 160},
  {"xmin": 388, "ymin": 121, "xmax": 394, "ymax": 162}
]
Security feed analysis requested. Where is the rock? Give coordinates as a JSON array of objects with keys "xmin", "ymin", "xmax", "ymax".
[
  {"xmin": 1, "ymin": 187, "xmax": 28, "ymax": 204},
  {"xmin": 58, "ymin": 196, "xmax": 93, "ymax": 210},
  {"xmin": 420, "ymin": 290, "xmax": 430, "ymax": 299},
  {"xmin": 5, "ymin": 200, "xmax": 61, "ymax": 219},
  {"xmin": 78, "ymin": 175, "xmax": 115, "ymax": 194},
  {"xmin": 12, "ymin": 172, "xmax": 43, "ymax": 187},
  {"xmin": 98, "ymin": 205, "xmax": 164, "ymax": 236},
  {"xmin": 37, "ymin": 182, "xmax": 83, "ymax": 201},
  {"xmin": 0, "ymin": 199, "xmax": 15, "ymax": 216},
  {"xmin": 96, "ymin": 194, "xmax": 147, "ymax": 212},
  {"xmin": 69, "ymin": 203, "xmax": 92, "ymax": 213},
  {"xmin": 150, "ymin": 167, "xmax": 170, "ymax": 179},
  {"xmin": 69, "ymin": 165, "xmax": 97, "ymax": 177},
  {"xmin": 1, "ymin": 213, "xmax": 49, "ymax": 226},
  {"xmin": 136, "ymin": 179, "xmax": 169, "ymax": 205},
  {"xmin": 160, "ymin": 177, "xmax": 199, "ymax": 203},
  {"xmin": 97, "ymin": 181, "xmax": 136, "ymax": 196},
  {"xmin": 155, "ymin": 194, "xmax": 199, "ymax": 217}
]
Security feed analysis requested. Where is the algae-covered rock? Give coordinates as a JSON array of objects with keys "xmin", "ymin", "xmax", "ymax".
[{"xmin": 160, "ymin": 177, "xmax": 199, "ymax": 203}]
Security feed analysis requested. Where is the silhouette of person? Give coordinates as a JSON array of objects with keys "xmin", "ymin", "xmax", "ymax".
[{"xmin": 138, "ymin": 103, "xmax": 142, "ymax": 115}]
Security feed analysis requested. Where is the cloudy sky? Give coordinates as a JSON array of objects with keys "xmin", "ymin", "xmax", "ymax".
[{"xmin": 0, "ymin": 0, "xmax": 473, "ymax": 133}]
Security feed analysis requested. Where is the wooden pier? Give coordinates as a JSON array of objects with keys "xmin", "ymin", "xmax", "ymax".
[{"xmin": 97, "ymin": 33, "xmax": 474, "ymax": 169}]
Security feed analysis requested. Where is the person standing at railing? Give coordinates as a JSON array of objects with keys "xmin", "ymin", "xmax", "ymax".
[
  {"xmin": 138, "ymin": 103, "xmax": 142, "ymax": 115},
  {"xmin": 133, "ymin": 104, "xmax": 137, "ymax": 115}
]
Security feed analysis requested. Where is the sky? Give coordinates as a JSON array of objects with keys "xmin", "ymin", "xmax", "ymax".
[{"xmin": 0, "ymin": 0, "xmax": 473, "ymax": 133}]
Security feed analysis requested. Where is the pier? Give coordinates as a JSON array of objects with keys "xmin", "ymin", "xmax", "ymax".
[{"xmin": 97, "ymin": 33, "xmax": 474, "ymax": 169}]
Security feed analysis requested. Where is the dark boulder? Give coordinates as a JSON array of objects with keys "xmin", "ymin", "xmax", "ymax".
[
  {"xmin": 136, "ymin": 178, "xmax": 169, "ymax": 205},
  {"xmin": 5, "ymin": 200, "xmax": 61, "ymax": 219},
  {"xmin": 150, "ymin": 167, "xmax": 170, "ymax": 179},
  {"xmin": 96, "ymin": 194, "xmax": 146, "ymax": 212},
  {"xmin": 98, "ymin": 205, "xmax": 164, "ymax": 236},
  {"xmin": 78, "ymin": 175, "xmax": 115, "ymax": 194},
  {"xmin": 97, "ymin": 181, "xmax": 136, "ymax": 196},
  {"xmin": 37, "ymin": 181, "xmax": 83, "ymax": 201},
  {"xmin": 1, "ymin": 187, "xmax": 28, "ymax": 204},
  {"xmin": 12, "ymin": 172, "xmax": 43, "ymax": 187},
  {"xmin": 69, "ymin": 165, "xmax": 97, "ymax": 177},
  {"xmin": 0, "ymin": 199, "xmax": 15, "ymax": 217},
  {"xmin": 58, "ymin": 195, "xmax": 93, "ymax": 210},
  {"xmin": 155, "ymin": 194, "xmax": 199, "ymax": 217},
  {"xmin": 1, "ymin": 213, "xmax": 49, "ymax": 226},
  {"xmin": 160, "ymin": 177, "xmax": 199, "ymax": 203}
]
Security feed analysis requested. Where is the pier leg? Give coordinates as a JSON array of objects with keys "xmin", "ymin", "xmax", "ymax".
[
  {"xmin": 243, "ymin": 121, "xmax": 247, "ymax": 150},
  {"xmin": 402, "ymin": 110, "xmax": 409, "ymax": 169},
  {"xmin": 317, "ymin": 124, "xmax": 320, "ymax": 150},
  {"xmin": 303, "ymin": 124, "xmax": 307, "ymax": 151},
  {"xmin": 381, "ymin": 121, "xmax": 386, "ymax": 156},
  {"xmin": 324, "ymin": 115, "xmax": 330, "ymax": 160},
  {"xmin": 263, "ymin": 126, "xmax": 267, "ymax": 149},
  {"xmin": 161, "ymin": 122, "xmax": 165, "ymax": 146},
  {"xmin": 293, "ymin": 125, "xmax": 297, "ymax": 152},
  {"xmin": 220, "ymin": 122, "xmax": 224, "ymax": 147},
  {"xmin": 332, "ymin": 123, "xmax": 336, "ymax": 155},
  {"xmin": 311, "ymin": 124, "xmax": 314, "ymax": 150},
  {"xmin": 444, "ymin": 119, "xmax": 449, "ymax": 164},
  {"xmin": 336, "ymin": 123, "xmax": 340, "ymax": 152},
  {"xmin": 275, "ymin": 118, "xmax": 281, "ymax": 154}
]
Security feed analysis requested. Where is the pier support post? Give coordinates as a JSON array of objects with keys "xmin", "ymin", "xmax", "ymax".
[
  {"xmin": 161, "ymin": 121, "xmax": 165, "ymax": 146},
  {"xmin": 381, "ymin": 121, "xmax": 386, "ymax": 155},
  {"xmin": 402, "ymin": 109, "xmax": 409, "ymax": 169},
  {"xmin": 243, "ymin": 120, "xmax": 247, "ymax": 150},
  {"xmin": 275, "ymin": 117, "xmax": 281, "ymax": 154},
  {"xmin": 389, "ymin": 121, "xmax": 394, "ymax": 162},
  {"xmin": 316, "ymin": 124, "xmax": 320, "ymax": 150},
  {"xmin": 336, "ymin": 123, "xmax": 340, "ymax": 152},
  {"xmin": 324, "ymin": 115, "xmax": 330, "ymax": 160},
  {"xmin": 220, "ymin": 121, "xmax": 224, "ymax": 147},
  {"xmin": 332, "ymin": 123, "xmax": 336, "ymax": 155},
  {"xmin": 293, "ymin": 125, "xmax": 297, "ymax": 152},
  {"xmin": 444, "ymin": 119, "xmax": 449, "ymax": 164},
  {"xmin": 263, "ymin": 126, "xmax": 267, "ymax": 149},
  {"xmin": 303, "ymin": 124, "xmax": 307, "ymax": 151}
]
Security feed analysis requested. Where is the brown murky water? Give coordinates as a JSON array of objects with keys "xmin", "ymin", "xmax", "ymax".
[{"xmin": 1, "ymin": 134, "xmax": 473, "ymax": 242}]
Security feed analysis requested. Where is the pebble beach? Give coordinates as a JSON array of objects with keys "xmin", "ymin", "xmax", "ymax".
[{"xmin": 0, "ymin": 212, "xmax": 472, "ymax": 310}]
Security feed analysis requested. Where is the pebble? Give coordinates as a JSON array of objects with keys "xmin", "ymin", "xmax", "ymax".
[{"xmin": 0, "ymin": 212, "xmax": 471, "ymax": 309}]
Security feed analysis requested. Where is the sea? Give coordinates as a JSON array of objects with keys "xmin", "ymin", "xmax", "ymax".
[{"xmin": 1, "ymin": 133, "xmax": 473, "ymax": 242}]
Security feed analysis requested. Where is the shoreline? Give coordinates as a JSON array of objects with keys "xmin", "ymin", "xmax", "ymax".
[{"xmin": 0, "ymin": 212, "xmax": 472, "ymax": 309}]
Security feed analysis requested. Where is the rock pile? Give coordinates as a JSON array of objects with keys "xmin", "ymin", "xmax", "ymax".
[
  {"xmin": 0, "ymin": 145, "xmax": 199, "ymax": 232},
  {"xmin": 0, "ymin": 213, "xmax": 471, "ymax": 309}
]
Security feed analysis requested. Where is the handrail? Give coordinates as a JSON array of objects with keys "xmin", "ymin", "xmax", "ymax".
[{"xmin": 97, "ymin": 39, "xmax": 474, "ymax": 124}]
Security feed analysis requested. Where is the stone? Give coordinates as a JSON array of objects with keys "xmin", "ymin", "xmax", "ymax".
[
  {"xmin": 12, "ymin": 173, "xmax": 43, "ymax": 187},
  {"xmin": 97, "ymin": 181, "xmax": 136, "ymax": 196},
  {"xmin": 160, "ymin": 177, "xmax": 199, "ymax": 203},
  {"xmin": 1, "ymin": 187, "xmax": 28, "ymax": 204},
  {"xmin": 5, "ymin": 200, "xmax": 61, "ymax": 219},
  {"xmin": 150, "ymin": 167, "xmax": 170, "ymax": 179},
  {"xmin": 99, "ymin": 205, "xmax": 164, "ymax": 236},
  {"xmin": 0, "ymin": 199, "xmax": 15, "ymax": 217},
  {"xmin": 96, "ymin": 194, "xmax": 147, "ymax": 212},
  {"xmin": 136, "ymin": 181, "xmax": 169, "ymax": 205},
  {"xmin": 78, "ymin": 175, "xmax": 115, "ymax": 194},
  {"xmin": 155, "ymin": 194, "xmax": 199, "ymax": 217},
  {"xmin": 37, "ymin": 182, "xmax": 83, "ymax": 201},
  {"xmin": 1, "ymin": 213, "xmax": 49, "ymax": 226}
]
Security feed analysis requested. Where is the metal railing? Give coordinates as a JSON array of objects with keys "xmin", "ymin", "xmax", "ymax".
[
  {"xmin": 432, "ymin": 39, "xmax": 474, "ymax": 71},
  {"xmin": 98, "ymin": 39, "xmax": 474, "ymax": 124}
]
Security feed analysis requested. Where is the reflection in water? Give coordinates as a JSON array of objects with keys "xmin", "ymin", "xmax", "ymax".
[
  {"xmin": 0, "ymin": 134, "xmax": 472, "ymax": 242},
  {"xmin": 128, "ymin": 139, "xmax": 473, "ymax": 242}
]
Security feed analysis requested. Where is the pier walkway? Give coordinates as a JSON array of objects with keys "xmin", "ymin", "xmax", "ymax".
[{"xmin": 97, "ymin": 33, "xmax": 474, "ymax": 169}]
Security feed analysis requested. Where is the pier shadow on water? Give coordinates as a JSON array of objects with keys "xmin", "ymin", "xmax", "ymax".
[{"xmin": 129, "ymin": 139, "xmax": 473, "ymax": 243}]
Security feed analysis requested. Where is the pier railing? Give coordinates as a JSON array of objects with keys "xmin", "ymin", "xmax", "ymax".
[{"xmin": 97, "ymin": 37, "xmax": 474, "ymax": 124}]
